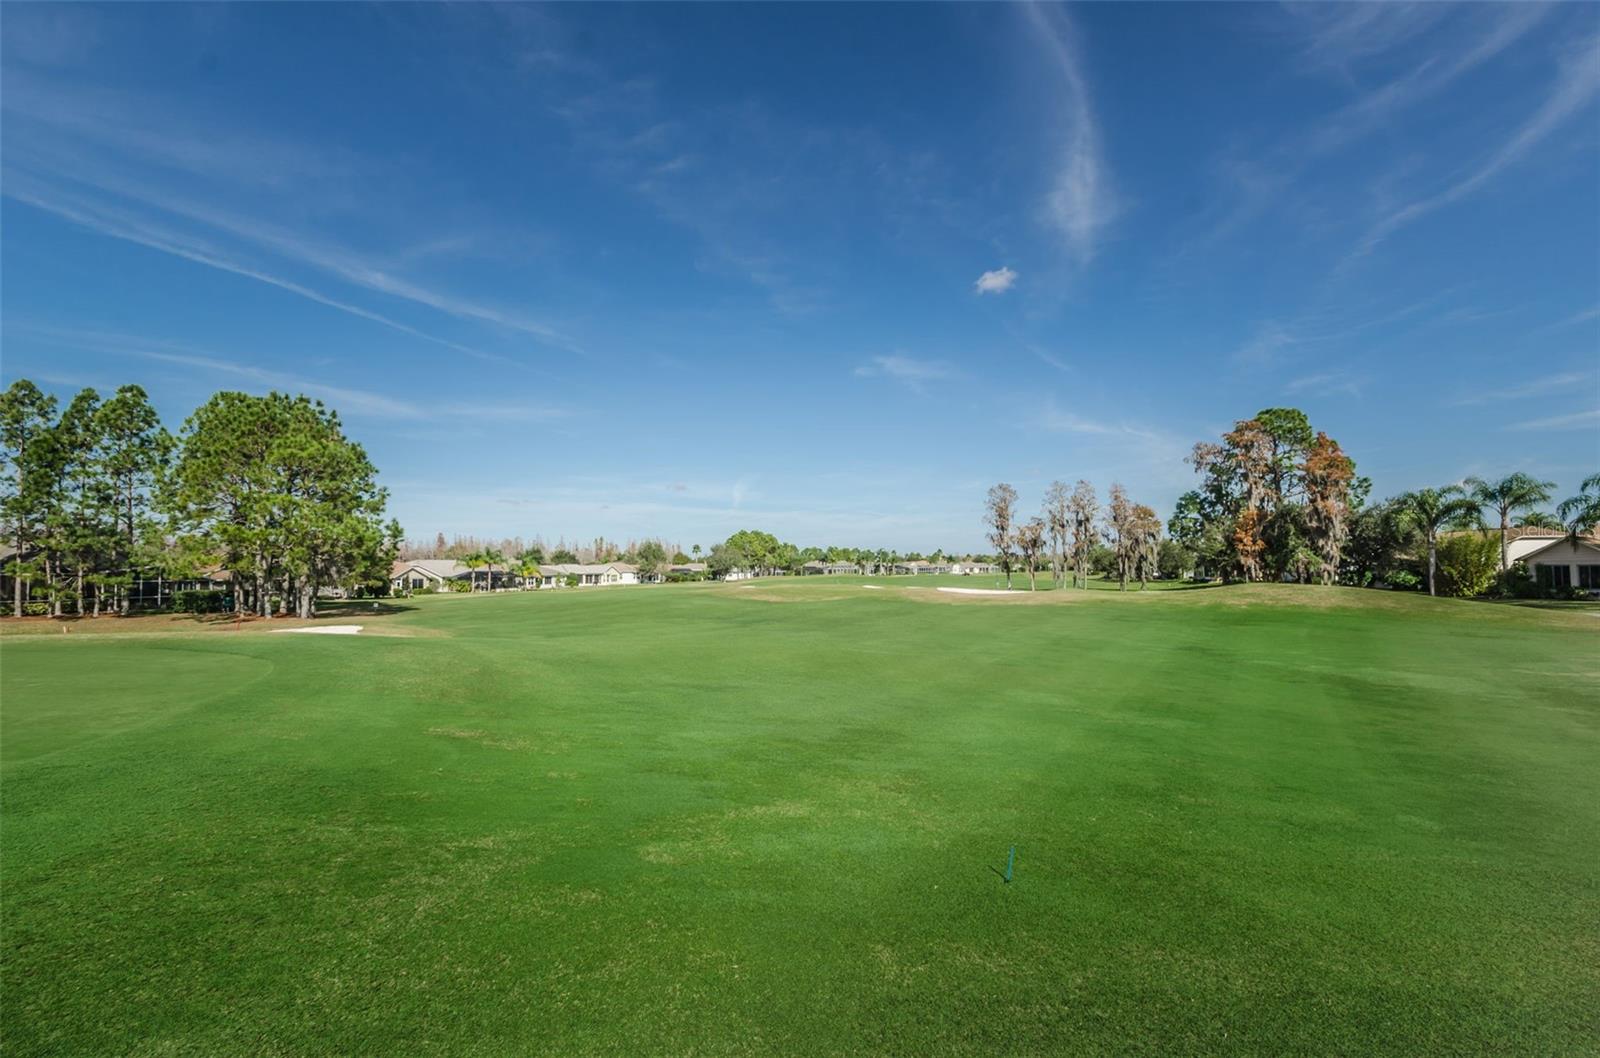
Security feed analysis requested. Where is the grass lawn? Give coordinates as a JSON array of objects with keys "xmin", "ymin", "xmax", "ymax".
[{"xmin": 3, "ymin": 582, "xmax": 1596, "ymax": 1056}]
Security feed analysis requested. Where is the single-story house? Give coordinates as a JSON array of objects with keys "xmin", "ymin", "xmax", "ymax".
[
  {"xmin": 802, "ymin": 560, "xmax": 860, "ymax": 575},
  {"xmin": 1519, "ymin": 536, "xmax": 1600, "ymax": 593},
  {"xmin": 390, "ymin": 559, "xmax": 471, "ymax": 593},
  {"xmin": 1442, "ymin": 527, "xmax": 1568, "ymax": 567},
  {"xmin": 391, "ymin": 559, "xmax": 528, "ymax": 592},
  {"xmin": 537, "ymin": 563, "xmax": 639, "ymax": 587},
  {"xmin": 951, "ymin": 562, "xmax": 998, "ymax": 575}
]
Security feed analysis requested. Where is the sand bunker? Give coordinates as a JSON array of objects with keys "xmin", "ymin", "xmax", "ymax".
[
  {"xmin": 861, "ymin": 585, "xmax": 885, "ymax": 591},
  {"xmin": 273, "ymin": 624, "xmax": 364, "ymax": 635},
  {"xmin": 936, "ymin": 587, "xmax": 1021, "ymax": 596}
]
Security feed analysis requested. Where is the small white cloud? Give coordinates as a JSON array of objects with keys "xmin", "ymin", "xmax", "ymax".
[{"xmin": 974, "ymin": 267, "xmax": 1018, "ymax": 295}]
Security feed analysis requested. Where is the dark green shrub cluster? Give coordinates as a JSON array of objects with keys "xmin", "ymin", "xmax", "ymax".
[{"xmin": 174, "ymin": 589, "xmax": 228, "ymax": 613}]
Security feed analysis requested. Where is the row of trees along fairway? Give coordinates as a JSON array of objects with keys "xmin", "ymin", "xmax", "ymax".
[
  {"xmin": 1170, "ymin": 407, "xmax": 1598, "ymax": 597},
  {"xmin": 986, "ymin": 480, "xmax": 1162, "ymax": 591},
  {"xmin": 1, "ymin": 379, "xmax": 400, "ymax": 618}
]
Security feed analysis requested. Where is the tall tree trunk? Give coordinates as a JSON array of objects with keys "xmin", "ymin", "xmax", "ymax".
[
  {"xmin": 124, "ymin": 483, "xmax": 135, "ymax": 615},
  {"xmin": 1427, "ymin": 537, "xmax": 1437, "ymax": 596},
  {"xmin": 76, "ymin": 566, "xmax": 84, "ymax": 616},
  {"xmin": 48, "ymin": 555, "xmax": 61, "ymax": 617},
  {"xmin": 1500, "ymin": 515, "xmax": 1509, "ymax": 572},
  {"xmin": 13, "ymin": 530, "xmax": 23, "ymax": 616}
]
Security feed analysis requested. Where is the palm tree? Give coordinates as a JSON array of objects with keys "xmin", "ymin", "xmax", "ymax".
[
  {"xmin": 1465, "ymin": 473, "xmax": 1556, "ymax": 571},
  {"xmin": 1515, "ymin": 511, "xmax": 1564, "ymax": 531},
  {"xmin": 481, "ymin": 548, "xmax": 505, "ymax": 591},
  {"xmin": 513, "ymin": 553, "xmax": 542, "ymax": 589},
  {"xmin": 1395, "ymin": 486, "xmax": 1482, "ymax": 596},
  {"xmin": 461, "ymin": 550, "xmax": 486, "ymax": 592},
  {"xmin": 1557, "ymin": 473, "xmax": 1600, "ymax": 539}
]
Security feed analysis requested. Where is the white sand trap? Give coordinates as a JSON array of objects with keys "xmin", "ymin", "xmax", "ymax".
[
  {"xmin": 273, "ymin": 624, "xmax": 363, "ymax": 635},
  {"xmin": 861, "ymin": 585, "xmax": 886, "ymax": 590},
  {"xmin": 937, "ymin": 587, "xmax": 1022, "ymax": 596}
]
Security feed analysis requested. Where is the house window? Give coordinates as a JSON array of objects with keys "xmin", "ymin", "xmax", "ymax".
[
  {"xmin": 1537, "ymin": 564, "xmax": 1573, "ymax": 589},
  {"xmin": 1579, "ymin": 565, "xmax": 1600, "ymax": 589}
]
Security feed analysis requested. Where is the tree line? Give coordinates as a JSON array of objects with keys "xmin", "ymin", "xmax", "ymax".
[
  {"xmin": 983, "ymin": 480, "xmax": 1165, "ymax": 591},
  {"xmin": 702, "ymin": 529, "xmax": 1005, "ymax": 580},
  {"xmin": 1169, "ymin": 407, "xmax": 1597, "ymax": 597},
  {"xmin": 1, "ymin": 379, "xmax": 399, "ymax": 618},
  {"xmin": 400, "ymin": 533, "xmax": 694, "ymax": 567}
]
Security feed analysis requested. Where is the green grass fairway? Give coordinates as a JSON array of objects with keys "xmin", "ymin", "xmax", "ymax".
[{"xmin": 3, "ymin": 583, "xmax": 1597, "ymax": 1056}]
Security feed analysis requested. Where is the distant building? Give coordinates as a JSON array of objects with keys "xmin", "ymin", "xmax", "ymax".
[
  {"xmin": 390, "ymin": 559, "xmax": 470, "ymax": 592},
  {"xmin": 537, "ymin": 563, "xmax": 639, "ymax": 587},
  {"xmin": 389, "ymin": 559, "xmax": 521, "ymax": 592},
  {"xmin": 802, "ymin": 560, "xmax": 861, "ymax": 575}
]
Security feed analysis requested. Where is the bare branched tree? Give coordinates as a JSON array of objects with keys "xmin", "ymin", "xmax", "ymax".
[
  {"xmin": 1068, "ymin": 480, "xmax": 1098, "ymax": 589},
  {"xmin": 1016, "ymin": 517, "xmax": 1047, "ymax": 591},
  {"xmin": 1043, "ymin": 480, "xmax": 1070, "ymax": 589},
  {"xmin": 1106, "ymin": 483, "xmax": 1134, "ymax": 592},
  {"xmin": 985, "ymin": 483, "xmax": 1019, "ymax": 589},
  {"xmin": 1130, "ymin": 503, "xmax": 1162, "ymax": 590}
]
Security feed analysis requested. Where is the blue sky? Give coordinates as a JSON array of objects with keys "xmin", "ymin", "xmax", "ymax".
[{"xmin": 3, "ymin": 2, "xmax": 1597, "ymax": 551}]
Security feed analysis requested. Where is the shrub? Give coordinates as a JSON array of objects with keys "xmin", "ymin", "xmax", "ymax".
[
  {"xmin": 1384, "ymin": 570, "xmax": 1422, "ymax": 591},
  {"xmin": 22, "ymin": 602, "xmax": 50, "ymax": 617},
  {"xmin": 447, "ymin": 580, "xmax": 472, "ymax": 593},
  {"xmin": 1502, "ymin": 562, "xmax": 1543, "ymax": 599},
  {"xmin": 565, "ymin": 574, "xmax": 580, "ymax": 588},
  {"xmin": 174, "ymin": 589, "xmax": 228, "ymax": 613},
  {"xmin": 1435, "ymin": 534, "xmax": 1499, "ymax": 598}
]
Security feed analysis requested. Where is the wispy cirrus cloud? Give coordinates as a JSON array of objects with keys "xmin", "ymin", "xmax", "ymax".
[
  {"xmin": 1505, "ymin": 407, "xmax": 1600, "ymax": 431},
  {"xmin": 12, "ymin": 324, "xmax": 571, "ymax": 423},
  {"xmin": 1231, "ymin": 321, "xmax": 1301, "ymax": 366},
  {"xmin": 4, "ymin": 178, "xmax": 508, "ymax": 364},
  {"xmin": 974, "ymin": 266, "xmax": 1018, "ymax": 295},
  {"xmin": 1284, "ymin": 371, "xmax": 1366, "ymax": 398},
  {"xmin": 1352, "ymin": 36, "xmax": 1600, "ymax": 259},
  {"xmin": 1533, "ymin": 304, "xmax": 1600, "ymax": 334},
  {"xmin": 1, "ymin": 72, "xmax": 578, "ymax": 357},
  {"xmin": 1305, "ymin": 4, "xmax": 1551, "ymax": 155},
  {"xmin": 1021, "ymin": 3, "xmax": 1116, "ymax": 265},
  {"xmin": 1178, "ymin": 6, "xmax": 1556, "ymax": 266},
  {"xmin": 1279, "ymin": 2, "xmax": 1452, "ymax": 74},
  {"xmin": 854, "ymin": 355, "xmax": 957, "ymax": 393},
  {"xmin": 1452, "ymin": 370, "xmax": 1595, "ymax": 406}
]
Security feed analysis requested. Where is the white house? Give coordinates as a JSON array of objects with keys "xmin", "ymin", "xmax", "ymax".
[
  {"xmin": 950, "ymin": 562, "xmax": 998, "ymax": 575},
  {"xmin": 537, "ymin": 563, "xmax": 639, "ymax": 587},
  {"xmin": 1519, "ymin": 536, "xmax": 1600, "ymax": 593},
  {"xmin": 1504, "ymin": 531, "xmax": 1567, "ymax": 565}
]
